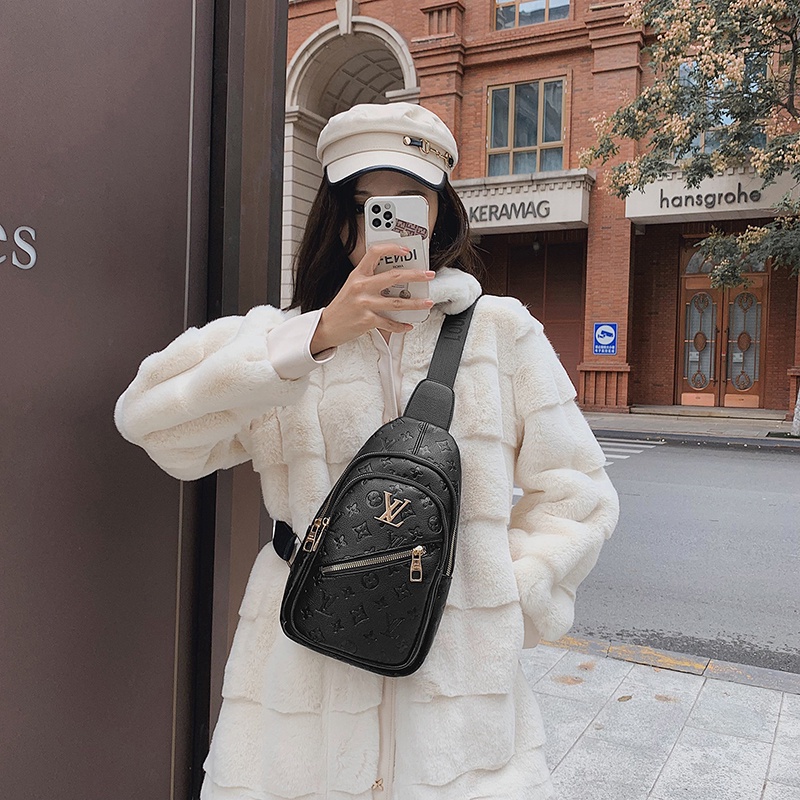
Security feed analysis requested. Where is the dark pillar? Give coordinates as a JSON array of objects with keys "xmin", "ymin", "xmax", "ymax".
[{"xmin": 205, "ymin": 0, "xmax": 289, "ymax": 754}]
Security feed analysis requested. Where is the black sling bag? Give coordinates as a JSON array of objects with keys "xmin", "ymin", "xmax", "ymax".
[{"xmin": 274, "ymin": 301, "xmax": 478, "ymax": 677}]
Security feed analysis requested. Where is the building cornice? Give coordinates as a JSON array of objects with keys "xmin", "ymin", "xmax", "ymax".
[
  {"xmin": 284, "ymin": 105, "xmax": 327, "ymax": 131},
  {"xmin": 464, "ymin": 23, "xmax": 590, "ymax": 66},
  {"xmin": 410, "ymin": 40, "xmax": 466, "ymax": 79},
  {"xmin": 585, "ymin": 2, "xmax": 644, "ymax": 49},
  {"xmin": 453, "ymin": 168, "xmax": 595, "ymax": 194}
]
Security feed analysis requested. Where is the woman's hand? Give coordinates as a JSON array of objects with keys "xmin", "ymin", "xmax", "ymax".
[{"xmin": 310, "ymin": 242, "xmax": 435, "ymax": 354}]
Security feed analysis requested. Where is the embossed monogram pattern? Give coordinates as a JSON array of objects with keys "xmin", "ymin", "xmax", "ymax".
[
  {"xmin": 295, "ymin": 549, "xmax": 442, "ymax": 664},
  {"xmin": 282, "ymin": 415, "xmax": 462, "ymax": 676}
]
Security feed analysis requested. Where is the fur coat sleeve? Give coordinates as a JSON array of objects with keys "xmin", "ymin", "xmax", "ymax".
[
  {"xmin": 506, "ymin": 303, "xmax": 619, "ymax": 642},
  {"xmin": 114, "ymin": 305, "xmax": 305, "ymax": 481}
]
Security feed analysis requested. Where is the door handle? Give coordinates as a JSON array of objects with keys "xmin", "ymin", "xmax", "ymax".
[{"xmin": 720, "ymin": 326, "xmax": 729, "ymax": 385}]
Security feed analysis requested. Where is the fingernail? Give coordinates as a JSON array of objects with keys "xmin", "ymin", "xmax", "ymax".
[
  {"xmin": 425, "ymin": 270, "xmax": 435, "ymax": 277},
  {"xmin": 424, "ymin": 299, "xmax": 434, "ymax": 306}
]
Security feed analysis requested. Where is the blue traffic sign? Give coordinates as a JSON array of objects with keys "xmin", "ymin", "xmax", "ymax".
[{"xmin": 593, "ymin": 323, "xmax": 617, "ymax": 356}]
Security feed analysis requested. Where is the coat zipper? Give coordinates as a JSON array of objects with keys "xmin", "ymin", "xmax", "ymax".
[
  {"xmin": 386, "ymin": 676, "xmax": 397, "ymax": 799},
  {"xmin": 320, "ymin": 546, "xmax": 426, "ymax": 581},
  {"xmin": 373, "ymin": 677, "xmax": 397, "ymax": 797}
]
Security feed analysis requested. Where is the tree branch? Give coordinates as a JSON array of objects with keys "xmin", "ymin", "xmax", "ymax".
[
  {"xmin": 788, "ymin": 42, "xmax": 798, "ymax": 116},
  {"xmin": 789, "ymin": 31, "xmax": 800, "ymax": 118}
]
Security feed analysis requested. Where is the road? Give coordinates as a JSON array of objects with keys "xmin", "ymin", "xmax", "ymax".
[{"xmin": 571, "ymin": 437, "xmax": 800, "ymax": 673}]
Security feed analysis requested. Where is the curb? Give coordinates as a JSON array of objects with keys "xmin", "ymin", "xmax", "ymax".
[
  {"xmin": 590, "ymin": 428, "xmax": 800, "ymax": 452},
  {"xmin": 542, "ymin": 634, "xmax": 800, "ymax": 695}
]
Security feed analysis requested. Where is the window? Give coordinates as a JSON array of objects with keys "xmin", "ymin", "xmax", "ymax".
[
  {"xmin": 678, "ymin": 59, "xmax": 767, "ymax": 155},
  {"xmin": 487, "ymin": 80, "xmax": 565, "ymax": 175},
  {"xmin": 685, "ymin": 251, "xmax": 766, "ymax": 274},
  {"xmin": 495, "ymin": 0, "xmax": 569, "ymax": 30}
]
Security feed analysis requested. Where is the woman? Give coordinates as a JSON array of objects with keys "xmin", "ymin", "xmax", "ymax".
[{"xmin": 116, "ymin": 102, "xmax": 619, "ymax": 800}]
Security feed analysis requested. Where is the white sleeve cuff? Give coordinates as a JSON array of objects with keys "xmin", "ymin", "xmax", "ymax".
[{"xmin": 266, "ymin": 308, "xmax": 337, "ymax": 380}]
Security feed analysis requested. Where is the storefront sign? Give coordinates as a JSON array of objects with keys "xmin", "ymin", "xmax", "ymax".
[
  {"xmin": 0, "ymin": 224, "xmax": 37, "ymax": 269},
  {"xmin": 453, "ymin": 169, "xmax": 594, "ymax": 234},
  {"xmin": 626, "ymin": 167, "xmax": 798, "ymax": 224},
  {"xmin": 467, "ymin": 199, "xmax": 552, "ymax": 224},
  {"xmin": 593, "ymin": 323, "xmax": 618, "ymax": 356}
]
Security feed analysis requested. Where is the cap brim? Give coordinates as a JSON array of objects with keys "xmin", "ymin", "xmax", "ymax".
[{"xmin": 326, "ymin": 151, "xmax": 446, "ymax": 190}]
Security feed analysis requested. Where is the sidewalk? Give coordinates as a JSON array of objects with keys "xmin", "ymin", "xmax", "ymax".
[
  {"xmin": 523, "ymin": 637, "xmax": 800, "ymax": 800},
  {"xmin": 561, "ymin": 408, "xmax": 799, "ymax": 797},
  {"xmin": 584, "ymin": 406, "xmax": 800, "ymax": 451}
]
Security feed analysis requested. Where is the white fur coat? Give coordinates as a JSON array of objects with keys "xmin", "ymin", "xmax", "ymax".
[{"xmin": 115, "ymin": 268, "xmax": 619, "ymax": 800}]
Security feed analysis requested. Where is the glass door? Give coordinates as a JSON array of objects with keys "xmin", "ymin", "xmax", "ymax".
[
  {"xmin": 723, "ymin": 284, "xmax": 765, "ymax": 407},
  {"xmin": 680, "ymin": 279, "xmax": 723, "ymax": 405},
  {"xmin": 678, "ymin": 245, "xmax": 768, "ymax": 407}
]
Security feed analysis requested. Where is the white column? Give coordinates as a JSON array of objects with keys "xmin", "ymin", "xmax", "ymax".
[{"xmin": 281, "ymin": 107, "xmax": 326, "ymax": 308}]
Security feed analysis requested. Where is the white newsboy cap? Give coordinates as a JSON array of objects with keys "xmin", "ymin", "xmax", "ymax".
[{"xmin": 317, "ymin": 102, "xmax": 458, "ymax": 190}]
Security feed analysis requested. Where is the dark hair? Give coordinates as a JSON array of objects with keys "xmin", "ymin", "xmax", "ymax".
[{"xmin": 289, "ymin": 175, "xmax": 484, "ymax": 313}]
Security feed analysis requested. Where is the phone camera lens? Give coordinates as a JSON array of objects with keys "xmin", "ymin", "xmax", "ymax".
[
  {"xmin": 383, "ymin": 211, "xmax": 392, "ymax": 220},
  {"xmin": 371, "ymin": 204, "xmax": 381, "ymax": 214},
  {"xmin": 384, "ymin": 222, "xmax": 392, "ymax": 228},
  {"xmin": 371, "ymin": 219, "xmax": 381, "ymax": 228}
]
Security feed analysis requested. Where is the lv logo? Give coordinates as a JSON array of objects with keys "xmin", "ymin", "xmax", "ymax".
[{"xmin": 374, "ymin": 491, "xmax": 411, "ymax": 528}]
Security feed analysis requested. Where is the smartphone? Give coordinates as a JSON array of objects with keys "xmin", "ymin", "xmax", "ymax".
[{"xmin": 365, "ymin": 195, "xmax": 431, "ymax": 324}]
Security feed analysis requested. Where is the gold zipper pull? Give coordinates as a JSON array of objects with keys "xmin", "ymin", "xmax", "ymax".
[
  {"xmin": 409, "ymin": 546, "xmax": 425, "ymax": 582},
  {"xmin": 303, "ymin": 517, "xmax": 329, "ymax": 552},
  {"xmin": 302, "ymin": 519, "xmax": 321, "ymax": 552}
]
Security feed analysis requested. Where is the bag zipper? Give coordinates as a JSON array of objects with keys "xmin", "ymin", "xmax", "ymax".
[
  {"xmin": 301, "ymin": 455, "xmax": 458, "ymax": 575},
  {"xmin": 320, "ymin": 546, "xmax": 426, "ymax": 582},
  {"xmin": 302, "ymin": 515, "xmax": 330, "ymax": 552}
]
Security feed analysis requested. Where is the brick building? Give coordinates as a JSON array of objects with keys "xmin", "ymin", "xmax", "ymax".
[{"xmin": 284, "ymin": 0, "xmax": 800, "ymax": 414}]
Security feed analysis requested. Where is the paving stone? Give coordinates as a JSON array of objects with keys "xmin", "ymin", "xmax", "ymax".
[
  {"xmin": 550, "ymin": 735, "xmax": 664, "ymax": 800},
  {"xmin": 686, "ymin": 678, "xmax": 782, "ymax": 743},
  {"xmin": 763, "ymin": 783, "xmax": 800, "ymax": 800},
  {"xmin": 769, "ymin": 700, "xmax": 800, "ymax": 788},
  {"xmin": 649, "ymin": 725, "xmax": 771, "ymax": 800},
  {"xmin": 706, "ymin": 660, "xmax": 800, "ymax": 694},
  {"xmin": 532, "ymin": 649, "xmax": 632, "ymax": 709},
  {"xmin": 782, "ymin": 692, "xmax": 800, "ymax": 719},
  {"xmin": 622, "ymin": 662, "xmax": 705, "ymax": 698},
  {"xmin": 521, "ymin": 659, "xmax": 560, "ymax": 687},
  {"xmin": 525, "ymin": 644, "xmax": 570, "ymax": 667},
  {"xmin": 521, "ymin": 645, "xmax": 568, "ymax": 684},
  {"xmin": 583, "ymin": 671, "xmax": 697, "ymax": 757},
  {"xmin": 532, "ymin": 691, "xmax": 599, "ymax": 770}
]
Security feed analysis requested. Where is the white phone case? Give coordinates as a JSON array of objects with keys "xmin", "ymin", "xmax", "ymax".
[{"xmin": 365, "ymin": 195, "xmax": 431, "ymax": 324}]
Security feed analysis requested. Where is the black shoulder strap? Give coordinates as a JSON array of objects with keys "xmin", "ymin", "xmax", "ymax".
[
  {"xmin": 273, "ymin": 519, "xmax": 297, "ymax": 563},
  {"xmin": 403, "ymin": 299, "xmax": 479, "ymax": 430},
  {"xmin": 426, "ymin": 300, "xmax": 479, "ymax": 387}
]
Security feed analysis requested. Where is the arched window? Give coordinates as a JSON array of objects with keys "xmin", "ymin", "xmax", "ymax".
[{"xmin": 685, "ymin": 250, "xmax": 766, "ymax": 274}]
